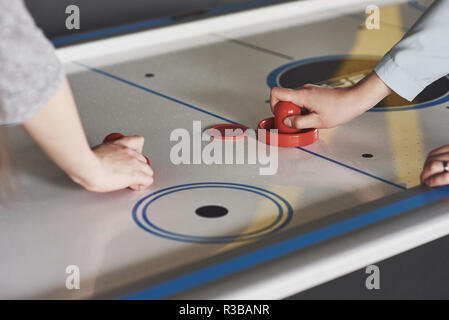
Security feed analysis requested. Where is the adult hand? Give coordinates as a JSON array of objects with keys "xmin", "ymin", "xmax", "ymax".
[
  {"xmin": 270, "ymin": 72, "xmax": 393, "ymax": 129},
  {"xmin": 421, "ymin": 145, "xmax": 449, "ymax": 187}
]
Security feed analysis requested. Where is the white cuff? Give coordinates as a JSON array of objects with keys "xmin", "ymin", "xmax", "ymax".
[{"xmin": 374, "ymin": 53, "xmax": 425, "ymax": 102}]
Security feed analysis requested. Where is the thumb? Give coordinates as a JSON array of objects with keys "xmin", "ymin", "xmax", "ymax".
[
  {"xmin": 284, "ymin": 114, "xmax": 320, "ymax": 130},
  {"xmin": 113, "ymin": 135, "xmax": 145, "ymax": 153}
]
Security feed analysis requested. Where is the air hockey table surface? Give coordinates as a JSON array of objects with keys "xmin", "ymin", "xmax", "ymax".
[{"xmin": 2, "ymin": 0, "xmax": 449, "ymax": 299}]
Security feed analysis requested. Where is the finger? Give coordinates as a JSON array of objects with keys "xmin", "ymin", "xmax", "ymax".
[
  {"xmin": 141, "ymin": 163, "xmax": 154, "ymax": 176},
  {"xmin": 302, "ymin": 83, "xmax": 317, "ymax": 89},
  {"xmin": 114, "ymin": 135, "xmax": 145, "ymax": 154},
  {"xmin": 129, "ymin": 166, "xmax": 154, "ymax": 190},
  {"xmin": 270, "ymin": 87, "xmax": 281, "ymax": 114},
  {"xmin": 129, "ymin": 184, "xmax": 143, "ymax": 191},
  {"xmin": 136, "ymin": 161, "xmax": 154, "ymax": 180},
  {"xmin": 424, "ymin": 172, "xmax": 449, "ymax": 188},
  {"xmin": 129, "ymin": 184, "xmax": 150, "ymax": 191},
  {"xmin": 129, "ymin": 183, "xmax": 151, "ymax": 191},
  {"xmin": 124, "ymin": 148, "xmax": 147, "ymax": 164},
  {"xmin": 284, "ymin": 113, "xmax": 321, "ymax": 130},
  {"xmin": 425, "ymin": 152, "xmax": 449, "ymax": 164},
  {"xmin": 420, "ymin": 160, "xmax": 447, "ymax": 182},
  {"xmin": 130, "ymin": 172, "xmax": 154, "ymax": 190},
  {"xmin": 270, "ymin": 87, "xmax": 309, "ymax": 113},
  {"xmin": 429, "ymin": 145, "xmax": 449, "ymax": 157}
]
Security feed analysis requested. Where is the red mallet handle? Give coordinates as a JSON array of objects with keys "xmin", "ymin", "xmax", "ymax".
[
  {"xmin": 103, "ymin": 132, "xmax": 125, "ymax": 143},
  {"xmin": 103, "ymin": 133, "xmax": 151, "ymax": 166},
  {"xmin": 274, "ymin": 101, "xmax": 302, "ymax": 134}
]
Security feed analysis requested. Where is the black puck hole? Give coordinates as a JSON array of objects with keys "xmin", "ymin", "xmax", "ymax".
[{"xmin": 195, "ymin": 205, "xmax": 228, "ymax": 218}]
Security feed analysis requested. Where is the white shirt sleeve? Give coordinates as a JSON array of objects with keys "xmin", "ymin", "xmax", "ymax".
[{"xmin": 374, "ymin": 0, "xmax": 449, "ymax": 101}]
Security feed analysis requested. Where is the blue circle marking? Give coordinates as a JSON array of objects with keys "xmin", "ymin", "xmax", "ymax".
[
  {"xmin": 142, "ymin": 186, "xmax": 283, "ymax": 240},
  {"xmin": 267, "ymin": 54, "xmax": 449, "ymax": 112},
  {"xmin": 133, "ymin": 182, "xmax": 293, "ymax": 244}
]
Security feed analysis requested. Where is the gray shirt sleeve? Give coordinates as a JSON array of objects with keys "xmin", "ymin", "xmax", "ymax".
[
  {"xmin": 374, "ymin": 0, "xmax": 449, "ymax": 101},
  {"xmin": 0, "ymin": 0, "xmax": 64, "ymax": 126}
]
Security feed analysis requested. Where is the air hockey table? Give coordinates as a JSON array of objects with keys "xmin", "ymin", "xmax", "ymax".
[{"xmin": 2, "ymin": 0, "xmax": 449, "ymax": 299}]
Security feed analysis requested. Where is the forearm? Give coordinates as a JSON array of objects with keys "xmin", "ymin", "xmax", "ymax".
[{"xmin": 22, "ymin": 78, "xmax": 99, "ymax": 186}]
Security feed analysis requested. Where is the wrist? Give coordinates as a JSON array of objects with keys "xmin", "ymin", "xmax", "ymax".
[
  {"xmin": 67, "ymin": 150, "xmax": 102, "ymax": 189},
  {"xmin": 351, "ymin": 71, "xmax": 392, "ymax": 112}
]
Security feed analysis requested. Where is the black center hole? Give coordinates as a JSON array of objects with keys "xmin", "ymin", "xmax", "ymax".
[{"xmin": 195, "ymin": 205, "xmax": 228, "ymax": 218}]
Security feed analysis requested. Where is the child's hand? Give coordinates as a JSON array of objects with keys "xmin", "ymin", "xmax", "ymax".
[
  {"xmin": 420, "ymin": 145, "xmax": 449, "ymax": 187},
  {"xmin": 78, "ymin": 135, "xmax": 154, "ymax": 192},
  {"xmin": 22, "ymin": 79, "xmax": 154, "ymax": 193},
  {"xmin": 270, "ymin": 72, "xmax": 393, "ymax": 130},
  {"xmin": 270, "ymin": 85, "xmax": 357, "ymax": 129}
]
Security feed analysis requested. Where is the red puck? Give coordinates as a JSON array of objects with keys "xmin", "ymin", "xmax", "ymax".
[
  {"xmin": 205, "ymin": 124, "xmax": 249, "ymax": 140},
  {"xmin": 257, "ymin": 117, "xmax": 318, "ymax": 147}
]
